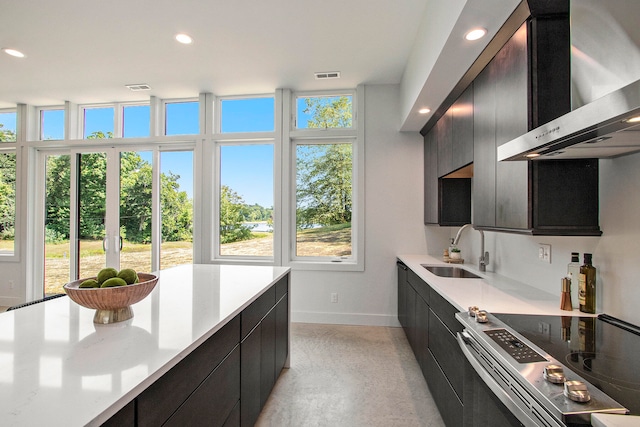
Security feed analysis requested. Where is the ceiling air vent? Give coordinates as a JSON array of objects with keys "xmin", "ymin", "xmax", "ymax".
[
  {"xmin": 125, "ymin": 83, "xmax": 151, "ymax": 91},
  {"xmin": 314, "ymin": 71, "xmax": 341, "ymax": 80}
]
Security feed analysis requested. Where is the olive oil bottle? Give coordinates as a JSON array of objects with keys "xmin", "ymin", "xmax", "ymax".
[{"xmin": 578, "ymin": 253, "xmax": 596, "ymax": 313}]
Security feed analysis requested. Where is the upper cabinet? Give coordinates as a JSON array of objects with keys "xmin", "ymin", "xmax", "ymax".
[
  {"xmin": 425, "ymin": 0, "xmax": 601, "ymax": 235},
  {"xmin": 424, "ymin": 86, "xmax": 473, "ymax": 226},
  {"xmin": 472, "ymin": 16, "xmax": 600, "ymax": 235}
]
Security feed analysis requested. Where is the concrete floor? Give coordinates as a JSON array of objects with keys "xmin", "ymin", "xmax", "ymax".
[{"xmin": 256, "ymin": 323, "xmax": 445, "ymax": 427}]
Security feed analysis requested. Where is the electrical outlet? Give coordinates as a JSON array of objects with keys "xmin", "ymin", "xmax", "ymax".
[
  {"xmin": 538, "ymin": 244, "xmax": 551, "ymax": 263},
  {"xmin": 330, "ymin": 292, "xmax": 338, "ymax": 303}
]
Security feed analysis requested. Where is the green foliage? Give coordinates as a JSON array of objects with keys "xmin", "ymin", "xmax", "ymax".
[
  {"xmin": 303, "ymin": 96, "xmax": 352, "ymax": 128},
  {"xmin": 45, "ymin": 155, "xmax": 71, "ymax": 239},
  {"xmin": 220, "ymin": 185, "xmax": 254, "ymax": 244},
  {"xmin": 296, "ymin": 144, "xmax": 352, "ymax": 229},
  {"xmin": 0, "ymin": 124, "xmax": 16, "ymax": 142},
  {"xmin": 43, "ymin": 151, "xmax": 193, "ymax": 245},
  {"xmin": 0, "ymin": 152, "xmax": 16, "ymax": 239}
]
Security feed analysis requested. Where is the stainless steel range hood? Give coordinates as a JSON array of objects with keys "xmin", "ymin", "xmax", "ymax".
[
  {"xmin": 498, "ymin": 0, "xmax": 640, "ymax": 161},
  {"xmin": 497, "ymin": 80, "xmax": 640, "ymax": 161}
]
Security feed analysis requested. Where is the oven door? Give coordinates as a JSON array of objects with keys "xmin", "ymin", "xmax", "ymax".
[{"xmin": 457, "ymin": 331, "xmax": 564, "ymax": 427}]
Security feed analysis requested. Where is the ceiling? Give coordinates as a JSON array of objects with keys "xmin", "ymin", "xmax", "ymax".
[
  {"xmin": 0, "ymin": 0, "xmax": 428, "ymax": 106},
  {"xmin": 0, "ymin": 0, "xmax": 517, "ymax": 130}
]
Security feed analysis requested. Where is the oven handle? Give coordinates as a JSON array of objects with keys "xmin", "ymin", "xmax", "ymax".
[{"xmin": 457, "ymin": 331, "xmax": 548, "ymax": 427}]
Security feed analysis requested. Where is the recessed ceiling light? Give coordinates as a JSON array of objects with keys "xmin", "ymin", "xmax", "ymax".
[
  {"xmin": 525, "ymin": 153, "xmax": 541, "ymax": 158},
  {"xmin": 465, "ymin": 28, "xmax": 487, "ymax": 41},
  {"xmin": 418, "ymin": 108, "xmax": 431, "ymax": 114},
  {"xmin": 175, "ymin": 33, "xmax": 193, "ymax": 44},
  {"xmin": 625, "ymin": 115, "xmax": 640, "ymax": 123},
  {"xmin": 3, "ymin": 48, "xmax": 25, "ymax": 58}
]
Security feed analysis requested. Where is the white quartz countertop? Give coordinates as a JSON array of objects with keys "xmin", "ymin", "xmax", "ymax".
[
  {"xmin": 398, "ymin": 254, "xmax": 595, "ymax": 317},
  {"xmin": 0, "ymin": 264, "xmax": 290, "ymax": 427}
]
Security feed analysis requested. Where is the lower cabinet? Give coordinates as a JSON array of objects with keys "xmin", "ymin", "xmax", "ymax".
[
  {"xmin": 397, "ymin": 262, "xmax": 465, "ymax": 427},
  {"xmin": 102, "ymin": 274, "xmax": 289, "ymax": 427},
  {"xmin": 241, "ymin": 278, "xmax": 289, "ymax": 427}
]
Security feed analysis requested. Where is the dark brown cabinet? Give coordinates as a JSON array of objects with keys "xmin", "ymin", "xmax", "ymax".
[
  {"xmin": 423, "ymin": 88, "xmax": 473, "ymax": 227},
  {"xmin": 241, "ymin": 278, "xmax": 289, "ymax": 427},
  {"xmin": 137, "ymin": 316, "xmax": 241, "ymax": 427},
  {"xmin": 472, "ymin": 19, "xmax": 601, "ymax": 235},
  {"xmin": 102, "ymin": 274, "xmax": 290, "ymax": 427},
  {"xmin": 397, "ymin": 262, "xmax": 464, "ymax": 427},
  {"xmin": 451, "ymin": 86, "xmax": 474, "ymax": 171}
]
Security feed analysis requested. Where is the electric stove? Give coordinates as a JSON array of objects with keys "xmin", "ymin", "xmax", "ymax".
[{"xmin": 494, "ymin": 313, "xmax": 640, "ymax": 417}]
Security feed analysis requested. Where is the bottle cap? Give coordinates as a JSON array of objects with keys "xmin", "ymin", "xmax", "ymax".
[
  {"xmin": 584, "ymin": 253, "xmax": 593, "ymax": 263},
  {"xmin": 571, "ymin": 252, "xmax": 579, "ymax": 262}
]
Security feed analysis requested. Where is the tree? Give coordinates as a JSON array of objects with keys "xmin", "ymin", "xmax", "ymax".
[
  {"xmin": 295, "ymin": 96, "xmax": 353, "ymax": 230},
  {"xmin": 303, "ymin": 96, "xmax": 352, "ymax": 128},
  {"xmin": 0, "ymin": 152, "xmax": 16, "ymax": 238},
  {"xmin": 0, "ymin": 124, "xmax": 16, "ymax": 142},
  {"xmin": 296, "ymin": 144, "xmax": 352, "ymax": 228},
  {"xmin": 43, "ymin": 149, "xmax": 193, "ymax": 244},
  {"xmin": 45, "ymin": 155, "xmax": 71, "ymax": 241},
  {"xmin": 220, "ymin": 185, "xmax": 253, "ymax": 243}
]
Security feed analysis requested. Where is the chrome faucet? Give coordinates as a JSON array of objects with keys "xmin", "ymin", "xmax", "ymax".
[{"xmin": 453, "ymin": 224, "xmax": 489, "ymax": 272}]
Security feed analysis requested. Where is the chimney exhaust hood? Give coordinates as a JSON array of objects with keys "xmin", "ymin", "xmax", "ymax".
[
  {"xmin": 498, "ymin": 0, "xmax": 640, "ymax": 161},
  {"xmin": 497, "ymin": 80, "xmax": 640, "ymax": 161}
]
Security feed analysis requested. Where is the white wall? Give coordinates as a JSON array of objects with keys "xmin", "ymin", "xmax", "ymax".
[
  {"xmin": 291, "ymin": 84, "xmax": 448, "ymax": 326},
  {"xmin": 450, "ymin": 151, "xmax": 640, "ymax": 326}
]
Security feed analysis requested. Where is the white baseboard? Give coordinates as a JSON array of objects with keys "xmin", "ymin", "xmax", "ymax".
[{"xmin": 292, "ymin": 310, "xmax": 401, "ymax": 327}]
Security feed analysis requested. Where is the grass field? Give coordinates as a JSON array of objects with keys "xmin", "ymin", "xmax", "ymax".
[{"xmin": 38, "ymin": 225, "xmax": 351, "ymax": 295}]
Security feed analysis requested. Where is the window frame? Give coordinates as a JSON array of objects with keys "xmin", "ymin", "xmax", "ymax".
[
  {"xmin": 162, "ymin": 98, "xmax": 201, "ymax": 136},
  {"xmin": 284, "ymin": 87, "xmax": 364, "ymax": 271},
  {"xmin": 217, "ymin": 94, "xmax": 276, "ymax": 134},
  {"xmin": 213, "ymin": 139, "xmax": 277, "ymax": 263},
  {"xmin": 37, "ymin": 106, "xmax": 65, "ymax": 141}
]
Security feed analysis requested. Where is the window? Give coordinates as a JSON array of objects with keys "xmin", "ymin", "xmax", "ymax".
[
  {"xmin": 294, "ymin": 141, "xmax": 353, "ymax": 259},
  {"xmin": 295, "ymin": 94, "xmax": 353, "ymax": 129},
  {"xmin": 40, "ymin": 108, "xmax": 65, "ymax": 140},
  {"xmin": 0, "ymin": 152, "xmax": 16, "ymax": 256},
  {"xmin": 123, "ymin": 104, "xmax": 150, "ymax": 138},
  {"xmin": 83, "ymin": 106, "xmax": 114, "ymax": 138},
  {"xmin": 160, "ymin": 150, "xmax": 194, "ymax": 268},
  {"xmin": 165, "ymin": 101, "xmax": 199, "ymax": 135},
  {"xmin": 0, "ymin": 111, "xmax": 16, "ymax": 256},
  {"xmin": 0, "ymin": 111, "xmax": 17, "ymax": 143},
  {"xmin": 218, "ymin": 144, "xmax": 274, "ymax": 258},
  {"xmin": 220, "ymin": 97, "xmax": 275, "ymax": 132}
]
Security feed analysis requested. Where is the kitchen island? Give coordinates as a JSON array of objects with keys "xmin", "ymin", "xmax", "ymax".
[{"xmin": 0, "ymin": 264, "xmax": 290, "ymax": 427}]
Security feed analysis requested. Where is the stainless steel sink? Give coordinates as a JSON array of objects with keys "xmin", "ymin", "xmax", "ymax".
[{"xmin": 421, "ymin": 265, "xmax": 481, "ymax": 279}]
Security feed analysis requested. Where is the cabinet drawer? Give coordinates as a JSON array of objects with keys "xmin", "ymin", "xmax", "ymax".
[
  {"xmin": 429, "ymin": 287, "xmax": 462, "ymax": 334},
  {"xmin": 137, "ymin": 315, "xmax": 240, "ymax": 427},
  {"xmin": 242, "ymin": 285, "xmax": 276, "ymax": 338},
  {"xmin": 164, "ymin": 346, "xmax": 240, "ymax": 427},
  {"xmin": 425, "ymin": 349, "xmax": 463, "ymax": 427},
  {"xmin": 428, "ymin": 308, "xmax": 464, "ymax": 399},
  {"xmin": 407, "ymin": 269, "xmax": 430, "ymax": 305}
]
